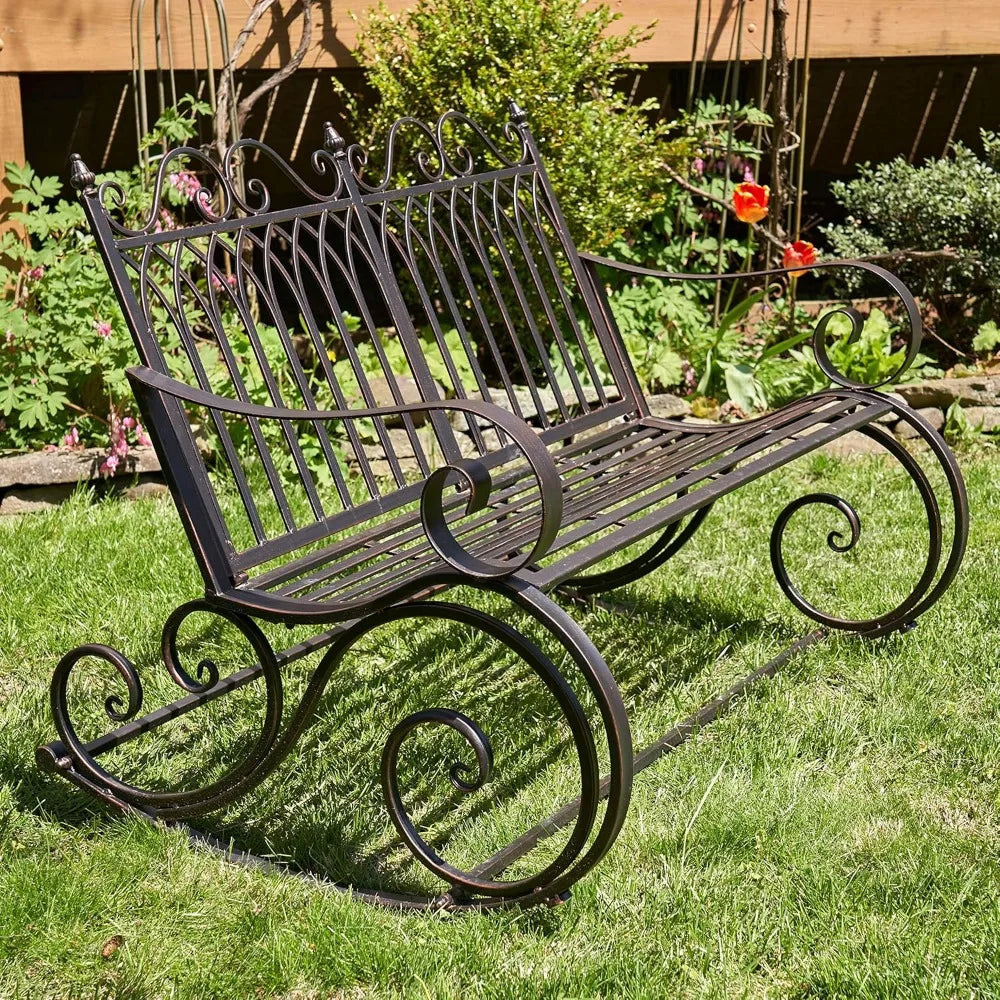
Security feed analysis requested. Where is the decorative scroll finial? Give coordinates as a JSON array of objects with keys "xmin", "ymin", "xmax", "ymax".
[
  {"xmin": 323, "ymin": 121, "xmax": 347, "ymax": 158},
  {"xmin": 69, "ymin": 153, "xmax": 96, "ymax": 194},
  {"xmin": 508, "ymin": 99, "xmax": 528, "ymax": 126}
]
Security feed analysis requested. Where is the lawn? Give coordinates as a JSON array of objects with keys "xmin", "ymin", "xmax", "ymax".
[{"xmin": 1, "ymin": 444, "xmax": 999, "ymax": 999}]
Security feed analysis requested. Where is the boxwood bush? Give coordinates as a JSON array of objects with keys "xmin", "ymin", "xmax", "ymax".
[{"xmin": 343, "ymin": 0, "xmax": 671, "ymax": 252}]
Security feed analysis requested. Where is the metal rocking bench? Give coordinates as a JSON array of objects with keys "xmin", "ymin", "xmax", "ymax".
[{"xmin": 38, "ymin": 103, "xmax": 968, "ymax": 910}]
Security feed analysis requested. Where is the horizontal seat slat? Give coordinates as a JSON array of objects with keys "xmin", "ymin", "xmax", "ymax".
[{"xmin": 230, "ymin": 392, "xmax": 890, "ymax": 615}]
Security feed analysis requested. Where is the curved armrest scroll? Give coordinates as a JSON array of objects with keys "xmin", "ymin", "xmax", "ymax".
[
  {"xmin": 127, "ymin": 366, "xmax": 563, "ymax": 579},
  {"xmin": 580, "ymin": 253, "xmax": 923, "ymax": 391}
]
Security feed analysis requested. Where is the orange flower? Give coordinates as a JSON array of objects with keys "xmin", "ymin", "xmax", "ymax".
[
  {"xmin": 782, "ymin": 240, "xmax": 819, "ymax": 277},
  {"xmin": 732, "ymin": 182, "xmax": 770, "ymax": 224}
]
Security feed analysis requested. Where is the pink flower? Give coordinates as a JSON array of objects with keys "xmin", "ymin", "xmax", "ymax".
[
  {"xmin": 169, "ymin": 170, "xmax": 202, "ymax": 201},
  {"xmin": 94, "ymin": 320, "xmax": 112, "ymax": 339},
  {"xmin": 4, "ymin": 330, "xmax": 13, "ymax": 347},
  {"xmin": 63, "ymin": 426, "xmax": 80, "ymax": 448},
  {"xmin": 27, "ymin": 266, "xmax": 45, "ymax": 281},
  {"xmin": 122, "ymin": 416, "xmax": 135, "ymax": 430},
  {"xmin": 210, "ymin": 272, "xmax": 239, "ymax": 293},
  {"xmin": 135, "ymin": 423, "xmax": 152, "ymax": 447},
  {"xmin": 154, "ymin": 209, "xmax": 177, "ymax": 234},
  {"xmin": 743, "ymin": 164, "xmax": 755, "ymax": 183},
  {"xmin": 100, "ymin": 407, "xmax": 132, "ymax": 473},
  {"xmin": 692, "ymin": 158, "xmax": 705, "ymax": 176},
  {"xmin": 680, "ymin": 359, "xmax": 698, "ymax": 396}
]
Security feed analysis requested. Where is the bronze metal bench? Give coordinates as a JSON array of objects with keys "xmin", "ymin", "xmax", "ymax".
[{"xmin": 38, "ymin": 103, "xmax": 968, "ymax": 910}]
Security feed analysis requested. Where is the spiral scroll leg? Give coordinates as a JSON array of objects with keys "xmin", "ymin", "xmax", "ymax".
[
  {"xmin": 39, "ymin": 601, "xmax": 284, "ymax": 818},
  {"xmin": 770, "ymin": 403, "xmax": 968, "ymax": 637},
  {"xmin": 228, "ymin": 588, "xmax": 631, "ymax": 907}
]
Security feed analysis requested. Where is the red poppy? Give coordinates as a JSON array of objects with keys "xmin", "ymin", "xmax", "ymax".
[
  {"xmin": 782, "ymin": 240, "xmax": 819, "ymax": 277},
  {"xmin": 732, "ymin": 182, "xmax": 770, "ymax": 224}
]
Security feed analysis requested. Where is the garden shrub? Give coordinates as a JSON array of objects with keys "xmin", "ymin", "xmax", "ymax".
[
  {"xmin": 344, "ymin": 0, "xmax": 670, "ymax": 252},
  {"xmin": 0, "ymin": 98, "xmax": 211, "ymax": 455},
  {"xmin": 822, "ymin": 130, "xmax": 1000, "ymax": 342}
]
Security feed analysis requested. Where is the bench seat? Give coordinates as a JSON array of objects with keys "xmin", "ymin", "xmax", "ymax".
[{"xmin": 201, "ymin": 389, "xmax": 894, "ymax": 622}]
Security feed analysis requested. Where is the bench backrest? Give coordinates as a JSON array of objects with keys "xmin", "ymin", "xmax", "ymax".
[{"xmin": 75, "ymin": 105, "xmax": 644, "ymax": 591}]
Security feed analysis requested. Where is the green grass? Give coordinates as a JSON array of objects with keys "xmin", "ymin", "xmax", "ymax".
[{"xmin": 1, "ymin": 445, "xmax": 999, "ymax": 999}]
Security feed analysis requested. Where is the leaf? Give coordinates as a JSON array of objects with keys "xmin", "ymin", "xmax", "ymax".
[
  {"xmin": 696, "ymin": 349, "xmax": 714, "ymax": 396},
  {"xmin": 723, "ymin": 362, "xmax": 768, "ymax": 413},
  {"xmin": 646, "ymin": 348, "xmax": 683, "ymax": 389},
  {"xmin": 973, "ymin": 320, "xmax": 1000, "ymax": 353},
  {"xmin": 758, "ymin": 326, "xmax": 815, "ymax": 361},
  {"xmin": 715, "ymin": 291, "xmax": 766, "ymax": 338},
  {"xmin": 100, "ymin": 935, "xmax": 124, "ymax": 960}
]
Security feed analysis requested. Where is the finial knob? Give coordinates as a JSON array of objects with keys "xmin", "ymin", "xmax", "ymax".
[
  {"xmin": 508, "ymin": 99, "xmax": 528, "ymax": 125},
  {"xmin": 69, "ymin": 153, "xmax": 96, "ymax": 194},
  {"xmin": 323, "ymin": 121, "xmax": 347, "ymax": 158}
]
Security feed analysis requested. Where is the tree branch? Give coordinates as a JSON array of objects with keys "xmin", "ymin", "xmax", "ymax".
[
  {"xmin": 215, "ymin": 0, "xmax": 315, "ymax": 159},
  {"xmin": 853, "ymin": 248, "xmax": 965, "ymax": 265}
]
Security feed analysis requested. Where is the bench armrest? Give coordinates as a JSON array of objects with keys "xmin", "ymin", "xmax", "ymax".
[
  {"xmin": 127, "ymin": 366, "xmax": 563, "ymax": 580},
  {"xmin": 579, "ymin": 252, "xmax": 924, "ymax": 391}
]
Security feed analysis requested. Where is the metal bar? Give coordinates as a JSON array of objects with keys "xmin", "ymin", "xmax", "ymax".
[
  {"xmin": 261, "ymin": 395, "xmax": 876, "ymax": 609},
  {"xmin": 231, "ymin": 401, "xmax": 635, "ymax": 577},
  {"xmin": 531, "ymin": 400, "xmax": 892, "ymax": 587},
  {"xmin": 287, "ymin": 396, "xmax": 860, "ymax": 610},
  {"xmin": 112, "ymin": 164, "xmax": 536, "ymax": 250},
  {"xmin": 41, "ymin": 622, "xmax": 357, "ymax": 762}
]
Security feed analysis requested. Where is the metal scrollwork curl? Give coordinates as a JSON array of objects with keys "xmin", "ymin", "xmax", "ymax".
[
  {"xmin": 352, "ymin": 600, "xmax": 602, "ymax": 903},
  {"xmin": 99, "ymin": 146, "xmax": 235, "ymax": 237},
  {"xmin": 806, "ymin": 260, "xmax": 923, "ymax": 390},
  {"xmin": 770, "ymin": 492, "xmax": 863, "ymax": 629},
  {"xmin": 44, "ymin": 603, "xmax": 284, "ymax": 817},
  {"xmin": 348, "ymin": 116, "xmax": 446, "ymax": 192},
  {"xmin": 346, "ymin": 109, "xmax": 532, "ymax": 193},
  {"xmin": 418, "ymin": 418, "xmax": 561, "ymax": 578},
  {"xmin": 384, "ymin": 707, "xmax": 494, "ymax": 798},
  {"xmin": 768, "ymin": 414, "xmax": 962, "ymax": 636},
  {"xmin": 223, "ymin": 138, "xmax": 346, "ymax": 213},
  {"xmin": 437, "ymin": 110, "xmax": 531, "ymax": 171}
]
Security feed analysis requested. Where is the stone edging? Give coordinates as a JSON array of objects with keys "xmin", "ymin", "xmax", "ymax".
[
  {"xmin": 1, "ymin": 376, "xmax": 993, "ymax": 514},
  {"xmin": 0, "ymin": 447, "xmax": 167, "ymax": 515}
]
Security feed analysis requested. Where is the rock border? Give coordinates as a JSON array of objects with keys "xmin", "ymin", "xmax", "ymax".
[
  {"xmin": 0, "ymin": 447, "xmax": 168, "ymax": 515},
  {"xmin": 2, "ymin": 375, "xmax": 991, "ymax": 514}
]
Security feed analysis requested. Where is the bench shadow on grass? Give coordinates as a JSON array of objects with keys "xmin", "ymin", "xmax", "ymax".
[{"xmin": 16, "ymin": 585, "xmax": 798, "ymax": 901}]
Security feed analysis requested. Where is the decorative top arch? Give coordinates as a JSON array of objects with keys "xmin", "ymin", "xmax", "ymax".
[
  {"xmin": 69, "ymin": 102, "xmax": 537, "ymax": 238},
  {"xmin": 334, "ymin": 104, "xmax": 534, "ymax": 193}
]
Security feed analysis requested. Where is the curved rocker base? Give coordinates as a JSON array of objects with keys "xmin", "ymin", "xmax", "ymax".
[
  {"xmin": 39, "ymin": 625, "xmax": 827, "ymax": 911},
  {"xmin": 37, "ymin": 583, "xmax": 633, "ymax": 910}
]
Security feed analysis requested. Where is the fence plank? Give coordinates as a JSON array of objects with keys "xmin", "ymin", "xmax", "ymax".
[
  {"xmin": 1, "ymin": 1, "xmax": 999, "ymax": 74},
  {"xmin": 0, "ymin": 73, "xmax": 25, "ymax": 236}
]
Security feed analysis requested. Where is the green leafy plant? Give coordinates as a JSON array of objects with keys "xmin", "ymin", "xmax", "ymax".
[
  {"xmin": 823, "ymin": 130, "xmax": 1000, "ymax": 343},
  {"xmin": 343, "ymin": 0, "xmax": 671, "ymax": 252},
  {"xmin": 752, "ymin": 305, "xmax": 941, "ymax": 410},
  {"xmin": 0, "ymin": 97, "xmax": 211, "ymax": 454},
  {"xmin": 972, "ymin": 320, "xmax": 1000, "ymax": 354},
  {"xmin": 943, "ymin": 401, "xmax": 984, "ymax": 446}
]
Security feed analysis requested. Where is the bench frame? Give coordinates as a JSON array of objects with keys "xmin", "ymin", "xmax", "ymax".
[{"xmin": 38, "ymin": 103, "xmax": 969, "ymax": 911}]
